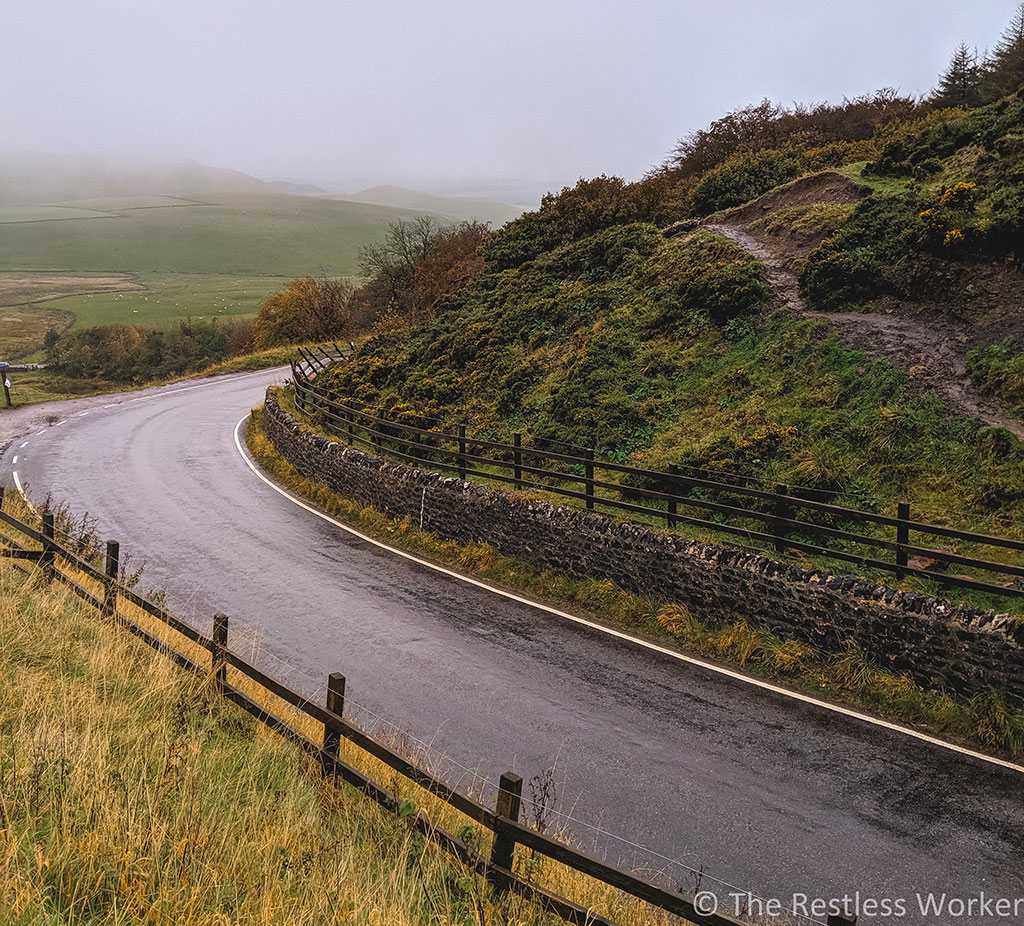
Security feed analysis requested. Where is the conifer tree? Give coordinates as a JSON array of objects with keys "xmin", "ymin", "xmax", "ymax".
[
  {"xmin": 933, "ymin": 42, "xmax": 982, "ymax": 108},
  {"xmin": 982, "ymin": 2, "xmax": 1024, "ymax": 100}
]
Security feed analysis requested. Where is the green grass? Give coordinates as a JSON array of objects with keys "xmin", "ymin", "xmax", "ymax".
[
  {"xmin": 50, "ymin": 272, "xmax": 281, "ymax": 328},
  {"xmin": 0, "ymin": 191, "xmax": 433, "ymax": 277}
]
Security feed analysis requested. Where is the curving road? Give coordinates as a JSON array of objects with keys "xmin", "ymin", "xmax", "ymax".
[{"xmin": 2, "ymin": 369, "xmax": 1022, "ymax": 924}]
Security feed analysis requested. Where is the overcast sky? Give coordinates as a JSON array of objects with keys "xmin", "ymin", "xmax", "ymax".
[{"xmin": 2, "ymin": 1, "xmax": 1017, "ymax": 200}]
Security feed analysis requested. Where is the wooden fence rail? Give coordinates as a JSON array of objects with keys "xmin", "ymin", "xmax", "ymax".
[
  {"xmin": 0, "ymin": 490, "xmax": 856, "ymax": 926},
  {"xmin": 290, "ymin": 353, "xmax": 1024, "ymax": 601}
]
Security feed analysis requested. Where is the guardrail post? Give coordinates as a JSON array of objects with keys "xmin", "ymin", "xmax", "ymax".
[
  {"xmin": 322, "ymin": 672, "xmax": 346, "ymax": 776},
  {"xmin": 585, "ymin": 449, "xmax": 595, "ymax": 511},
  {"xmin": 102, "ymin": 540, "xmax": 120, "ymax": 616},
  {"xmin": 513, "ymin": 433, "xmax": 522, "ymax": 490},
  {"xmin": 41, "ymin": 512, "xmax": 55, "ymax": 581},
  {"xmin": 489, "ymin": 771, "xmax": 522, "ymax": 879},
  {"xmin": 667, "ymin": 463, "xmax": 679, "ymax": 528},
  {"xmin": 896, "ymin": 501, "xmax": 910, "ymax": 578},
  {"xmin": 827, "ymin": 912, "xmax": 857, "ymax": 926},
  {"xmin": 458, "ymin": 424, "xmax": 467, "ymax": 481},
  {"xmin": 212, "ymin": 613, "xmax": 228, "ymax": 693},
  {"xmin": 773, "ymin": 483, "xmax": 789, "ymax": 554}
]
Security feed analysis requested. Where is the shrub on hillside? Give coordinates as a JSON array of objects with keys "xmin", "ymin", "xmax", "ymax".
[
  {"xmin": 253, "ymin": 275, "xmax": 353, "ymax": 349},
  {"xmin": 481, "ymin": 175, "xmax": 662, "ymax": 271},
  {"xmin": 799, "ymin": 195, "xmax": 922, "ymax": 310},
  {"xmin": 641, "ymin": 230, "xmax": 769, "ymax": 327},
  {"xmin": 689, "ymin": 148, "xmax": 805, "ymax": 216}
]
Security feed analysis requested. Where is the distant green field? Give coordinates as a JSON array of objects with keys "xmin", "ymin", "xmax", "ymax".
[
  {"xmin": 0, "ymin": 190, "xmax": 427, "ymax": 362},
  {"xmin": 0, "ymin": 192, "xmax": 427, "ymax": 277},
  {"xmin": 50, "ymin": 272, "xmax": 282, "ymax": 328}
]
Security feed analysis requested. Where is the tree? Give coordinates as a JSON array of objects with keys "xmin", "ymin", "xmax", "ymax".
[
  {"xmin": 933, "ymin": 42, "xmax": 982, "ymax": 109},
  {"xmin": 356, "ymin": 216, "xmax": 439, "ymax": 317},
  {"xmin": 253, "ymin": 275, "xmax": 353, "ymax": 349},
  {"xmin": 412, "ymin": 221, "xmax": 488, "ymax": 312},
  {"xmin": 983, "ymin": 2, "xmax": 1024, "ymax": 100}
]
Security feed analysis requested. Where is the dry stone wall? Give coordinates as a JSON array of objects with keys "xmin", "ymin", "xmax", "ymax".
[{"xmin": 262, "ymin": 389, "xmax": 1024, "ymax": 702}]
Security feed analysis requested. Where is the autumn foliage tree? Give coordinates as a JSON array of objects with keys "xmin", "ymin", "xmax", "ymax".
[
  {"xmin": 253, "ymin": 275, "xmax": 353, "ymax": 349},
  {"xmin": 412, "ymin": 221, "xmax": 488, "ymax": 312}
]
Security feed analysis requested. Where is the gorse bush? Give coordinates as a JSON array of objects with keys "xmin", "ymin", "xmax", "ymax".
[{"xmin": 689, "ymin": 147, "xmax": 805, "ymax": 216}]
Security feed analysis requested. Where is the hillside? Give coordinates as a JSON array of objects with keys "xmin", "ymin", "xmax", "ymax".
[
  {"xmin": 0, "ymin": 149, "xmax": 275, "ymax": 204},
  {"xmin": 311, "ymin": 88, "xmax": 1024, "ymax": 554},
  {"xmin": 338, "ymin": 184, "xmax": 525, "ymax": 226}
]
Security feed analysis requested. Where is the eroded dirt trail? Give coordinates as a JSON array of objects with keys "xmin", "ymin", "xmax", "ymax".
[{"xmin": 708, "ymin": 222, "xmax": 1024, "ymax": 439}]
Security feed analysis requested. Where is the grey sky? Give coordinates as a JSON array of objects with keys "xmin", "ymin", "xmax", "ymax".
[{"xmin": 2, "ymin": 1, "xmax": 1016, "ymax": 199}]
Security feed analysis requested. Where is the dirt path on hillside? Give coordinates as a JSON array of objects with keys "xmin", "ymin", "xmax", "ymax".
[{"xmin": 707, "ymin": 223, "xmax": 1024, "ymax": 439}]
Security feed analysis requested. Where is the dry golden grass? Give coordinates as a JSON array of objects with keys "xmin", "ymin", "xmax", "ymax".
[{"xmin": 0, "ymin": 496, "xmax": 679, "ymax": 925}]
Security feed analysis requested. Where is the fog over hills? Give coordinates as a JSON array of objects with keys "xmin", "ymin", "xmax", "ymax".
[
  {"xmin": 335, "ymin": 185, "xmax": 525, "ymax": 225},
  {"xmin": 0, "ymin": 150, "xmax": 277, "ymax": 204},
  {"xmin": 0, "ymin": 149, "xmax": 526, "ymax": 226}
]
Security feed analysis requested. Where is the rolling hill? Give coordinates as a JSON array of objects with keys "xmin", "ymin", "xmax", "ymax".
[{"xmin": 336, "ymin": 184, "xmax": 525, "ymax": 226}]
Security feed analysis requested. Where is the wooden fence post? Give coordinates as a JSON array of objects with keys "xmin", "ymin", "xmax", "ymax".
[
  {"xmin": 584, "ymin": 449, "xmax": 595, "ymax": 511},
  {"xmin": 0, "ymin": 486, "xmax": 5, "ymax": 511},
  {"xmin": 346, "ymin": 410, "xmax": 354, "ymax": 446},
  {"xmin": 667, "ymin": 463, "xmax": 679, "ymax": 528},
  {"xmin": 513, "ymin": 434, "xmax": 523, "ymax": 490},
  {"xmin": 102, "ymin": 540, "xmax": 120, "ymax": 616},
  {"xmin": 322, "ymin": 672, "xmax": 346, "ymax": 776},
  {"xmin": 212, "ymin": 613, "xmax": 228, "ymax": 693},
  {"xmin": 458, "ymin": 424, "xmax": 467, "ymax": 481},
  {"xmin": 896, "ymin": 501, "xmax": 910, "ymax": 578},
  {"xmin": 41, "ymin": 512, "xmax": 55, "ymax": 581},
  {"xmin": 773, "ymin": 483, "xmax": 789, "ymax": 554},
  {"xmin": 489, "ymin": 772, "xmax": 522, "ymax": 879}
]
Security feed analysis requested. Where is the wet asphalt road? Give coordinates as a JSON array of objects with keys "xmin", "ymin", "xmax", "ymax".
[{"xmin": 2, "ymin": 369, "xmax": 1022, "ymax": 924}]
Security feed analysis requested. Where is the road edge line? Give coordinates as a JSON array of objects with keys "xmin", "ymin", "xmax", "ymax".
[{"xmin": 233, "ymin": 414, "xmax": 1024, "ymax": 776}]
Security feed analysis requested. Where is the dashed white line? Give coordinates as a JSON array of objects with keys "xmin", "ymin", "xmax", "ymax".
[
  {"xmin": 234, "ymin": 414, "xmax": 1024, "ymax": 776},
  {"xmin": 77, "ymin": 411, "xmax": 89, "ymax": 417},
  {"xmin": 35, "ymin": 430, "xmax": 46, "ymax": 436},
  {"xmin": 19, "ymin": 441, "xmax": 28, "ymax": 449},
  {"xmin": 12, "ymin": 470, "xmax": 24, "ymax": 495},
  {"xmin": 103, "ymin": 403, "xmax": 117, "ymax": 408},
  {"xmin": 53, "ymin": 420, "xmax": 65, "ymax": 427},
  {"xmin": 11, "ymin": 456, "xmax": 17, "ymax": 465}
]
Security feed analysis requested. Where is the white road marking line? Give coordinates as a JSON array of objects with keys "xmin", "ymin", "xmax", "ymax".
[
  {"xmin": 77, "ymin": 411, "xmax": 89, "ymax": 417},
  {"xmin": 19, "ymin": 441, "xmax": 28, "ymax": 449},
  {"xmin": 36, "ymin": 430, "xmax": 46, "ymax": 436},
  {"xmin": 11, "ymin": 470, "xmax": 37, "ymax": 514},
  {"xmin": 234, "ymin": 414, "xmax": 1024, "ymax": 776},
  {"xmin": 11, "ymin": 456, "xmax": 17, "ymax": 464},
  {"xmin": 53, "ymin": 420, "xmax": 65, "ymax": 427},
  {"xmin": 103, "ymin": 403, "xmax": 117, "ymax": 408}
]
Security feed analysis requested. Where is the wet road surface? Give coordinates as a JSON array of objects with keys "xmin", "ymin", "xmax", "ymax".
[{"xmin": 2, "ymin": 369, "xmax": 1022, "ymax": 924}]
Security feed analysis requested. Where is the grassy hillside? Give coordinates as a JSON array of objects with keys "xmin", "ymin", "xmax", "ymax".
[
  {"xmin": 338, "ymin": 185, "xmax": 526, "ymax": 226},
  {"xmin": 0, "ymin": 561, "xmax": 546, "ymax": 925},
  {"xmin": 0, "ymin": 192, "xmax": 433, "ymax": 276},
  {"xmin": 306, "ymin": 90, "xmax": 1024, "ymax": 596}
]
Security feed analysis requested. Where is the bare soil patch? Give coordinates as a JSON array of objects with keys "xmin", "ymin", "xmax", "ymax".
[{"xmin": 709, "ymin": 222, "xmax": 1024, "ymax": 438}]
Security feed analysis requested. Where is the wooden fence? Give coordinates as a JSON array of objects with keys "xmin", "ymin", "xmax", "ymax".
[
  {"xmin": 291, "ymin": 347, "xmax": 1024, "ymax": 602},
  {"xmin": 0, "ymin": 490, "xmax": 859, "ymax": 926}
]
